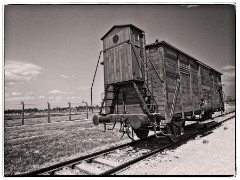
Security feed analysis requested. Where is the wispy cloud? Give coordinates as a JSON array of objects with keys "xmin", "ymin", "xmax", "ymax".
[
  {"xmin": 48, "ymin": 90, "xmax": 63, "ymax": 94},
  {"xmin": 5, "ymin": 95, "xmax": 36, "ymax": 101},
  {"xmin": 222, "ymin": 71, "xmax": 235, "ymax": 81},
  {"xmin": 67, "ymin": 96, "xmax": 82, "ymax": 100},
  {"xmin": 60, "ymin": 74, "xmax": 68, "ymax": 78},
  {"xmin": 7, "ymin": 82, "xmax": 17, "ymax": 86},
  {"xmin": 26, "ymin": 92, "xmax": 34, "ymax": 96},
  {"xmin": 11, "ymin": 92, "xmax": 22, "ymax": 96},
  {"xmin": 221, "ymin": 65, "xmax": 235, "ymax": 71},
  {"xmin": 221, "ymin": 65, "xmax": 235, "ymax": 86},
  {"xmin": 5, "ymin": 91, "xmax": 38, "ymax": 101},
  {"xmin": 38, "ymin": 95, "xmax": 46, "ymax": 99},
  {"xmin": 181, "ymin": 5, "xmax": 199, "ymax": 8},
  {"xmin": 60, "ymin": 74, "xmax": 75, "ymax": 79},
  {"xmin": 78, "ymin": 86, "xmax": 90, "ymax": 90},
  {"xmin": 48, "ymin": 89, "xmax": 74, "ymax": 94},
  {"xmin": 5, "ymin": 61, "xmax": 42, "ymax": 86},
  {"xmin": 48, "ymin": 96, "xmax": 65, "ymax": 101}
]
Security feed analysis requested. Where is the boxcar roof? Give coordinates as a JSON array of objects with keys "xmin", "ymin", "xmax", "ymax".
[
  {"xmin": 146, "ymin": 40, "xmax": 223, "ymax": 75},
  {"xmin": 101, "ymin": 24, "xmax": 145, "ymax": 40}
]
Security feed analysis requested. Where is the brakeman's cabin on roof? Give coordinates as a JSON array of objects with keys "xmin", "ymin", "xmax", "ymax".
[{"xmin": 101, "ymin": 24, "xmax": 146, "ymax": 84}]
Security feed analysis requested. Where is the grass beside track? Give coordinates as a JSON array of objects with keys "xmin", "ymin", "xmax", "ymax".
[
  {"xmin": 4, "ymin": 112, "xmax": 93, "ymax": 127},
  {"xmin": 4, "ymin": 104, "xmax": 235, "ymax": 175},
  {"xmin": 4, "ymin": 119, "xmax": 128, "ymax": 175}
]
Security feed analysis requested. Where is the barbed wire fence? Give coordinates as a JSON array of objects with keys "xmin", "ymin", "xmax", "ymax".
[{"xmin": 4, "ymin": 101, "xmax": 100, "ymax": 127}]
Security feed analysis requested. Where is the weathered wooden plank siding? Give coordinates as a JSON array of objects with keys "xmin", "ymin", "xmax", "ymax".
[
  {"xmin": 103, "ymin": 27, "xmax": 130, "ymax": 50},
  {"xmin": 180, "ymin": 74, "xmax": 192, "ymax": 111},
  {"xmin": 190, "ymin": 67, "xmax": 201, "ymax": 110},
  {"xmin": 200, "ymin": 65, "xmax": 212, "ymax": 108},
  {"xmin": 164, "ymin": 47, "xmax": 180, "ymax": 114},
  {"xmin": 104, "ymin": 83, "xmax": 146, "ymax": 114},
  {"xmin": 166, "ymin": 75, "xmax": 182, "ymax": 113},
  {"xmin": 132, "ymin": 46, "xmax": 143, "ymax": 80},
  {"xmin": 116, "ymin": 83, "xmax": 146, "ymax": 114},
  {"xmin": 131, "ymin": 28, "xmax": 145, "ymax": 81},
  {"xmin": 146, "ymin": 46, "xmax": 165, "ymax": 113},
  {"xmin": 178, "ymin": 53, "xmax": 192, "ymax": 113},
  {"xmin": 104, "ymin": 44, "xmax": 133, "ymax": 84},
  {"xmin": 146, "ymin": 42, "xmax": 224, "ymax": 116},
  {"xmin": 104, "ymin": 85, "xmax": 114, "ymax": 114},
  {"xmin": 212, "ymin": 72, "xmax": 222, "ymax": 108},
  {"xmin": 199, "ymin": 64, "xmax": 224, "ymax": 110},
  {"xmin": 188, "ymin": 58, "xmax": 200, "ymax": 111},
  {"xmin": 117, "ymin": 104, "xmax": 143, "ymax": 114}
]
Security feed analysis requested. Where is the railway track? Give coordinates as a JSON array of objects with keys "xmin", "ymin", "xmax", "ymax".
[{"xmin": 19, "ymin": 111, "xmax": 235, "ymax": 176}]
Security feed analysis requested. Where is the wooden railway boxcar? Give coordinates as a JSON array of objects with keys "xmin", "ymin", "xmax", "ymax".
[
  {"xmin": 93, "ymin": 24, "xmax": 225, "ymax": 141},
  {"xmin": 145, "ymin": 41, "xmax": 224, "ymax": 119}
]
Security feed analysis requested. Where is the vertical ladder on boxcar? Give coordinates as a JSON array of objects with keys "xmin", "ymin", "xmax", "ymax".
[
  {"xmin": 99, "ymin": 85, "xmax": 119, "ymax": 114},
  {"xmin": 91, "ymin": 51, "xmax": 120, "ymax": 115}
]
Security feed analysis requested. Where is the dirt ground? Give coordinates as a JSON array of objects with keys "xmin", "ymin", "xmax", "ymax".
[{"xmin": 120, "ymin": 114, "xmax": 235, "ymax": 175}]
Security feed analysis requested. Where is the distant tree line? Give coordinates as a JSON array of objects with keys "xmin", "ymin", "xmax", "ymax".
[{"xmin": 4, "ymin": 105, "xmax": 100, "ymax": 114}]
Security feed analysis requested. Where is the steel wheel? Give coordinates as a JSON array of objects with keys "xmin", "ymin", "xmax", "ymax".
[
  {"xmin": 126, "ymin": 126, "xmax": 135, "ymax": 140},
  {"xmin": 166, "ymin": 123, "xmax": 179, "ymax": 142},
  {"xmin": 134, "ymin": 129, "xmax": 149, "ymax": 139}
]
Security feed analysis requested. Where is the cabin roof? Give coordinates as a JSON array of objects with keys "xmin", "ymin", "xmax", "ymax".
[
  {"xmin": 146, "ymin": 40, "xmax": 223, "ymax": 75},
  {"xmin": 101, "ymin": 24, "xmax": 145, "ymax": 40}
]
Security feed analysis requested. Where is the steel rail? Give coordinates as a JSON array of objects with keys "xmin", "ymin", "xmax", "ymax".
[
  {"xmin": 100, "ymin": 114, "xmax": 235, "ymax": 175},
  {"xmin": 211, "ymin": 110, "xmax": 235, "ymax": 120}
]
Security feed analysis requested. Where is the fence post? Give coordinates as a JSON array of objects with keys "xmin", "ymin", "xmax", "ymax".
[
  {"xmin": 82, "ymin": 100, "xmax": 88, "ymax": 119},
  {"xmin": 47, "ymin": 102, "xmax": 50, "ymax": 123},
  {"xmin": 68, "ymin": 102, "xmax": 71, "ymax": 121},
  {"xmin": 86, "ymin": 103, "xmax": 88, "ymax": 119},
  {"xmin": 21, "ymin": 101, "xmax": 24, "ymax": 125}
]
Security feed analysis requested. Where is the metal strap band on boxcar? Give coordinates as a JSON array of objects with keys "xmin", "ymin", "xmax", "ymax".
[
  {"xmin": 132, "ymin": 82, "xmax": 151, "ymax": 115},
  {"xmin": 169, "ymin": 79, "xmax": 181, "ymax": 118},
  {"xmin": 148, "ymin": 58, "xmax": 164, "ymax": 83}
]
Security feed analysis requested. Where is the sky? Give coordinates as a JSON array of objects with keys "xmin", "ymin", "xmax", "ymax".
[{"xmin": 4, "ymin": 4, "xmax": 235, "ymax": 110}]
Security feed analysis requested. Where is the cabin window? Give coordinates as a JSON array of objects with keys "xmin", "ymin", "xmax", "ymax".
[
  {"xmin": 113, "ymin": 34, "xmax": 119, "ymax": 44},
  {"xmin": 134, "ymin": 34, "xmax": 140, "ymax": 46},
  {"xmin": 135, "ymin": 34, "xmax": 139, "ymax": 42}
]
